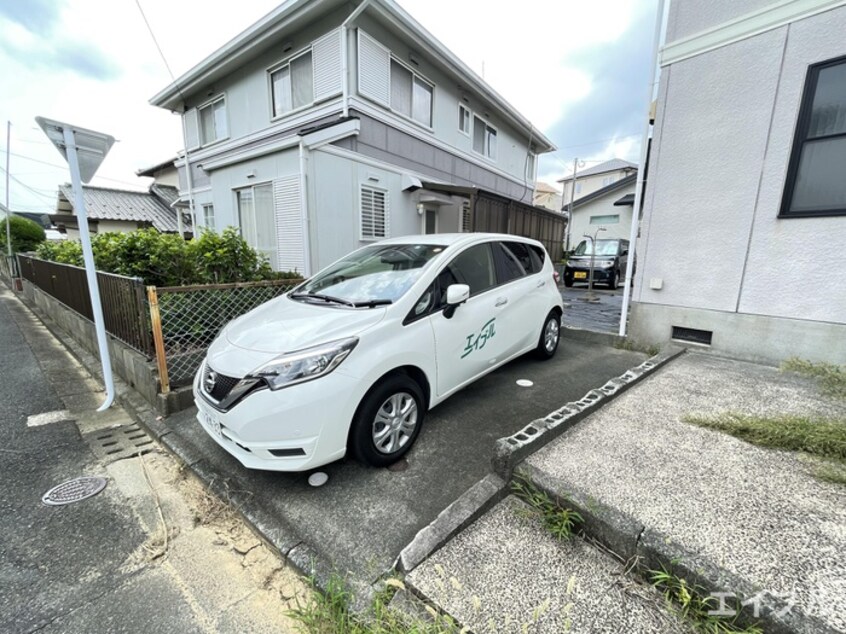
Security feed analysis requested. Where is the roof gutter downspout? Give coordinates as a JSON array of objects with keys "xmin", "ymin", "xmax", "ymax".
[
  {"xmin": 180, "ymin": 114, "xmax": 196, "ymax": 237},
  {"xmin": 298, "ymin": 140, "xmax": 312, "ymax": 276},
  {"xmin": 341, "ymin": 0, "xmax": 373, "ymax": 118},
  {"xmin": 619, "ymin": 0, "xmax": 665, "ymax": 337}
]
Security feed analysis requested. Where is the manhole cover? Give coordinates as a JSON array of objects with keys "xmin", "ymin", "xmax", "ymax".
[{"xmin": 42, "ymin": 476, "xmax": 108, "ymax": 506}]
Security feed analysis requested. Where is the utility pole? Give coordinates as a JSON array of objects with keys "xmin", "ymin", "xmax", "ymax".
[
  {"xmin": 564, "ymin": 158, "xmax": 582, "ymax": 253},
  {"xmin": 5, "ymin": 121, "xmax": 11, "ymax": 258}
]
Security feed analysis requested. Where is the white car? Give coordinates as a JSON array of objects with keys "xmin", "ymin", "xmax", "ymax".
[{"xmin": 194, "ymin": 233, "xmax": 564, "ymax": 472}]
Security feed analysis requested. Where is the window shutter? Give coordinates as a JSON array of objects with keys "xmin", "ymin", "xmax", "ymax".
[
  {"xmin": 183, "ymin": 108, "xmax": 199, "ymax": 150},
  {"xmin": 312, "ymin": 29, "xmax": 342, "ymax": 101},
  {"xmin": 360, "ymin": 186, "xmax": 388, "ymax": 240},
  {"xmin": 357, "ymin": 30, "xmax": 390, "ymax": 106},
  {"xmin": 274, "ymin": 176, "xmax": 306, "ymax": 273}
]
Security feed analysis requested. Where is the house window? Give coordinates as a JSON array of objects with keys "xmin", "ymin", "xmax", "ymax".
[
  {"xmin": 270, "ymin": 51, "xmax": 314, "ymax": 118},
  {"xmin": 199, "ymin": 96, "xmax": 227, "ymax": 146},
  {"xmin": 575, "ymin": 182, "xmax": 583, "ymax": 194},
  {"xmin": 473, "ymin": 115, "xmax": 497, "ymax": 159},
  {"xmin": 202, "ymin": 203, "xmax": 215, "ymax": 230},
  {"xmin": 360, "ymin": 186, "xmax": 387, "ymax": 240},
  {"xmin": 459, "ymin": 104, "xmax": 470, "ymax": 135},
  {"xmin": 590, "ymin": 214, "xmax": 620, "ymax": 225},
  {"xmin": 781, "ymin": 55, "xmax": 846, "ymax": 217},
  {"xmin": 461, "ymin": 201, "xmax": 471, "ymax": 232},
  {"xmin": 390, "ymin": 60, "xmax": 433, "ymax": 127},
  {"xmin": 602, "ymin": 175, "xmax": 616, "ymax": 186},
  {"xmin": 237, "ymin": 184, "xmax": 277, "ymax": 268}
]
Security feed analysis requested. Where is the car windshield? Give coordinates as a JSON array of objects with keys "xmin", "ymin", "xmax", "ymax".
[
  {"xmin": 292, "ymin": 244, "xmax": 445, "ymax": 306},
  {"xmin": 573, "ymin": 239, "xmax": 619, "ymax": 257}
]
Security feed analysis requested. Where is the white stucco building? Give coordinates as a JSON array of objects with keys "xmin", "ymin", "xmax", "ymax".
[
  {"xmin": 563, "ymin": 173, "xmax": 636, "ymax": 251},
  {"xmin": 630, "ymin": 0, "xmax": 846, "ymax": 364},
  {"xmin": 558, "ymin": 159, "xmax": 636, "ymax": 206}
]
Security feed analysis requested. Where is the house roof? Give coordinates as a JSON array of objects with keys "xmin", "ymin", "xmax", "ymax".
[
  {"xmin": 149, "ymin": 0, "xmax": 555, "ymax": 153},
  {"xmin": 58, "ymin": 184, "xmax": 187, "ymax": 233},
  {"xmin": 136, "ymin": 157, "xmax": 178, "ymax": 178},
  {"xmin": 534, "ymin": 182, "xmax": 559, "ymax": 194},
  {"xmin": 562, "ymin": 173, "xmax": 637, "ymax": 212},
  {"xmin": 558, "ymin": 158, "xmax": 637, "ymax": 183},
  {"xmin": 614, "ymin": 193, "xmax": 635, "ymax": 206}
]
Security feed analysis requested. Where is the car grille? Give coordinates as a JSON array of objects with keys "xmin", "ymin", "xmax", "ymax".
[{"xmin": 202, "ymin": 364, "xmax": 241, "ymax": 402}]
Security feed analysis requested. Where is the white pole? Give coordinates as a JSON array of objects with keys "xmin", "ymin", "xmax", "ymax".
[
  {"xmin": 63, "ymin": 127, "xmax": 115, "ymax": 411},
  {"xmin": 5, "ymin": 121, "xmax": 11, "ymax": 258},
  {"xmin": 619, "ymin": 0, "xmax": 666, "ymax": 337}
]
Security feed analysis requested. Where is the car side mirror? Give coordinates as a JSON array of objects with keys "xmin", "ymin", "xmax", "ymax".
[
  {"xmin": 621, "ymin": 248, "xmax": 629, "ymax": 256},
  {"xmin": 443, "ymin": 284, "xmax": 470, "ymax": 319}
]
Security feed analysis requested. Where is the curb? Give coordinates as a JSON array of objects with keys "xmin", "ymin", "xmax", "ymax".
[
  {"xmin": 519, "ymin": 464, "xmax": 839, "ymax": 634},
  {"xmin": 4, "ymin": 286, "xmax": 343, "ymax": 598},
  {"xmin": 559, "ymin": 324, "xmax": 625, "ymax": 347},
  {"xmin": 492, "ymin": 345, "xmax": 685, "ymax": 480},
  {"xmin": 396, "ymin": 473, "xmax": 508, "ymax": 573}
]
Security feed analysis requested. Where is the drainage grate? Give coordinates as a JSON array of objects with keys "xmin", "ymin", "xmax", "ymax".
[
  {"xmin": 84, "ymin": 423, "xmax": 155, "ymax": 462},
  {"xmin": 42, "ymin": 476, "xmax": 107, "ymax": 506}
]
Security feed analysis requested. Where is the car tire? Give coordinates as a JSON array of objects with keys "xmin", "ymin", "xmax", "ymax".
[
  {"xmin": 609, "ymin": 270, "xmax": 620, "ymax": 290},
  {"xmin": 564, "ymin": 277, "xmax": 573, "ymax": 288},
  {"xmin": 535, "ymin": 311, "xmax": 561, "ymax": 360},
  {"xmin": 349, "ymin": 373, "xmax": 426, "ymax": 468}
]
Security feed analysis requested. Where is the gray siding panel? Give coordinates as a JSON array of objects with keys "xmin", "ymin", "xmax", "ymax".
[{"xmin": 351, "ymin": 113, "xmax": 530, "ymax": 200}]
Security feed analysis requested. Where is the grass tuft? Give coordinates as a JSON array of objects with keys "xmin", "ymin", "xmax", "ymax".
[
  {"xmin": 289, "ymin": 575, "xmax": 459, "ymax": 634},
  {"xmin": 614, "ymin": 339, "xmax": 661, "ymax": 356},
  {"xmin": 781, "ymin": 357, "xmax": 846, "ymax": 399},
  {"xmin": 649, "ymin": 566, "xmax": 762, "ymax": 633},
  {"xmin": 511, "ymin": 475, "xmax": 583, "ymax": 540},
  {"xmin": 683, "ymin": 412, "xmax": 846, "ymax": 461}
]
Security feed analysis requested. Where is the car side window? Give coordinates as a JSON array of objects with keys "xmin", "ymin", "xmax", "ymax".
[
  {"xmin": 444, "ymin": 243, "xmax": 496, "ymax": 296},
  {"xmin": 493, "ymin": 242, "xmax": 528, "ymax": 283},
  {"xmin": 528, "ymin": 245, "xmax": 545, "ymax": 271}
]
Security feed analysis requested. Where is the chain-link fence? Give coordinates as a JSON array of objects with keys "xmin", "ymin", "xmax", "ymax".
[{"xmin": 151, "ymin": 279, "xmax": 302, "ymax": 390}]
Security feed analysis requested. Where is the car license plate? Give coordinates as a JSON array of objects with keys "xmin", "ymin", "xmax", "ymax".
[
  {"xmin": 201, "ymin": 409, "xmax": 222, "ymax": 439},
  {"xmin": 574, "ymin": 271, "xmax": 587, "ymax": 279}
]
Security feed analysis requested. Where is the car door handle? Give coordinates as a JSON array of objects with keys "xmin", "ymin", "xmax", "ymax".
[
  {"xmin": 536, "ymin": 280, "xmax": 545, "ymax": 288},
  {"xmin": 495, "ymin": 297, "xmax": 508, "ymax": 307}
]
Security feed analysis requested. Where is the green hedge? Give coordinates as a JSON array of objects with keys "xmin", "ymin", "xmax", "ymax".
[
  {"xmin": 35, "ymin": 227, "xmax": 300, "ymax": 286},
  {"xmin": 0, "ymin": 215, "xmax": 46, "ymax": 253}
]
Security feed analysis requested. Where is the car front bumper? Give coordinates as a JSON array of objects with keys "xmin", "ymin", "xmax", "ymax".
[
  {"xmin": 193, "ymin": 365, "xmax": 360, "ymax": 472},
  {"xmin": 564, "ymin": 266, "xmax": 615, "ymax": 282}
]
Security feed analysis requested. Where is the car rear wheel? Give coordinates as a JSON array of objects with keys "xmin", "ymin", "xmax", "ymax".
[
  {"xmin": 349, "ymin": 374, "xmax": 426, "ymax": 467},
  {"xmin": 535, "ymin": 311, "xmax": 561, "ymax": 360}
]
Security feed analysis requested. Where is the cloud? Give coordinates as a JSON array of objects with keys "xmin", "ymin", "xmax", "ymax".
[
  {"xmin": 0, "ymin": 0, "xmax": 119, "ymax": 81},
  {"xmin": 0, "ymin": 0, "xmax": 61, "ymax": 35},
  {"xmin": 539, "ymin": 3, "xmax": 658, "ymax": 179}
]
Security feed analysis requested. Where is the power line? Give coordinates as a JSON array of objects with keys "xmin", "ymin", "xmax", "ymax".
[
  {"xmin": 0, "ymin": 149, "xmax": 145, "ymax": 188},
  {"xmin": 552, "ymin": 132, "xmax": 641, "ymax": 153},
  {"xmin": 0, "ymin": 166, "xmax": 56, "ymax": 202},
  {"xmin": 134, "ymin": 0, "xmax": 177, "ymax": 81}
]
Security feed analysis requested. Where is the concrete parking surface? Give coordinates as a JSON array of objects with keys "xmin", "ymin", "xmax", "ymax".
[
  {"xmin": 164, "ymin": 338, "xmax": 647, "ymax": 586},
  {"xmin": 560, "ymin": 284, "xmax": 624, "ymax": 334}
]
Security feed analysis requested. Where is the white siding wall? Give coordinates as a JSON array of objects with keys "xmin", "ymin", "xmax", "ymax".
[
  {"xmin": 569, "ymin": 183, "xmax": 636, "ymax": 248},
  {"xmin": 632, "ymin": 1, "xmax": 846, "ymax": 363}
]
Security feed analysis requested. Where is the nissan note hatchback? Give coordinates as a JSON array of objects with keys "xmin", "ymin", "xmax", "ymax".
[{"xmin": 194, "ymin": 233, "xmax": 564, "ymax": 472}]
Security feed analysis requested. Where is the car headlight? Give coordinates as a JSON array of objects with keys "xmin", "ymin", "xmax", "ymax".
[
  {"xmin": 249, "ymin": 337, "xmax": 358, "ymax": 390},
  {"xmin": 599, "ymin": 260, "xmax": 616, "ymax": 268}
]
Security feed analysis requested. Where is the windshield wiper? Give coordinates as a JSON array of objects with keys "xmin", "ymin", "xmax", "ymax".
[
  {"xmin": 353, "ymin": 299, "xmax": 393, "ymax": 308},
  {"xmin": 290, "ymin": 292, "xmax": 356, "ymax": 307}
]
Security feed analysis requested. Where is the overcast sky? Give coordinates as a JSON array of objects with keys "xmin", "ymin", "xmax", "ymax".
[{"xmin": 0, "ymin": 0, "xmax": 659, "ymax": 212}]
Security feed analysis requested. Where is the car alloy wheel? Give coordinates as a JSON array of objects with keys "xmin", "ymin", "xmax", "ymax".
[{"xmin": 372, "ymin": 392, "xmax": 418, "ymax": 455}]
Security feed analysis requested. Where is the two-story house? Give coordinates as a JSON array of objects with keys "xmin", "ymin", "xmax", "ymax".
[
  {"xmin": 558, "ymin": 158, "xmax": 636, "ymax": 206},
  {"xmin": 150, "ymin": 0, "xmax": 557, "ymax": 275},
  {"xmin": 630, "ymin": 0, "xmax": 846, "ymax": 365}
]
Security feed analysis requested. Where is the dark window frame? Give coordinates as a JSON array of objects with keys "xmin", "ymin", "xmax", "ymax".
[{"xmin": 780, "ymin": 54, "xmax": 846, "ymax": 219}]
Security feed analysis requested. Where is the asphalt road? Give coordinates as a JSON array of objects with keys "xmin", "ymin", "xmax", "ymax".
[
  {"xmin": 164, "ymin": 338, "xmax": 647, "ymax": 585},
  {"xmin": 0, "ymin": 295, "xmax": 151, "ymax": 633}
]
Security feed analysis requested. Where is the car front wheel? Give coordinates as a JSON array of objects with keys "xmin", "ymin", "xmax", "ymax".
[
  {"xmin": 535, "ymin": 311, "xmax": 561, "ymax": 360},
  {"xmin": 349, "ymin": 374, "xmax": 426, "ymax": 467}
]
